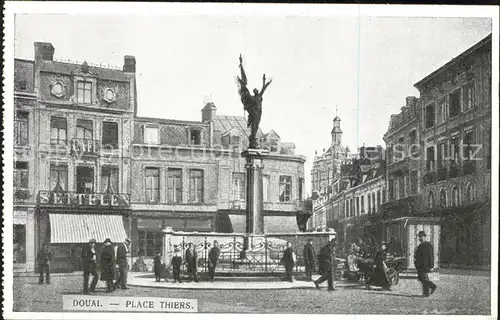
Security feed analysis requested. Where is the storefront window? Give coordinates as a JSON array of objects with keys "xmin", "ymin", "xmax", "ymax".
[{"xmin": 13, "ymin": 225, "xmax": 26, "ymax": 263}]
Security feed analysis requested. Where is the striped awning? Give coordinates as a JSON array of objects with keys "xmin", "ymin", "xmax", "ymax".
[{"xmin": 49, "ymin": 214, "xmax": 127, "ymax": 244}]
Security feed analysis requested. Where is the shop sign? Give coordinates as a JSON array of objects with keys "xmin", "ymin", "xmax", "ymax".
[{"xmin": 38, "ymin": 191, "xmax": 130, "ymax": 207}]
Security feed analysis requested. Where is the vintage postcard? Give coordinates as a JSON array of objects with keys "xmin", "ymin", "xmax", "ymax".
[{"xmin": 2, "ymin": 2, "xmax": 499, "ymax": 319}]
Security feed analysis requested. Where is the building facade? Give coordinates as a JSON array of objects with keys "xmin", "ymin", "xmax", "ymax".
[
  {"xmin": 13, "ymin": 42, "xmax": 136, "ymax": 271},
  {"xmin": 414, "ymin": 34, "xmax": 492, "ymax": 266}
]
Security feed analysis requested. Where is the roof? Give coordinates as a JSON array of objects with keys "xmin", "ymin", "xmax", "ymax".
[
  {"xmin": 414, "ymin": 33, "xmax": 491, "ymax": 90},
  {"xmin": 14, "ymin": 59, "xmax": 35, "ymax": 92},
  {"xmin": 213, "ymin": 115, "xmax": 264, "ymax": 140},
  {"xmin": 39, "ymin": 60, "xmax": 131, "ymax": 82}
]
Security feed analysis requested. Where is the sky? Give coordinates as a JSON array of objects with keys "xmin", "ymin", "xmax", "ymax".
[{"xmin": 13, "ymin": 13, "xmax": 492, "ymax": 193}]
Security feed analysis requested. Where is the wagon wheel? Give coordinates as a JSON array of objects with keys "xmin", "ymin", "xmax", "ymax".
[{"xmin": 386, "ymin": 268, "xmax": 399, "ymax": 285}]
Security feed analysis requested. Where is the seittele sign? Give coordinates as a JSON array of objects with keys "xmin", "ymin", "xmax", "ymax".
[{"xmin": 38, "ymin": 191, "xmax": 130, "ymax": 208}]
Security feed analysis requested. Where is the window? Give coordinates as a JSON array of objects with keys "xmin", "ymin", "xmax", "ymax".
[
  {"xmin": 232, "ymin": 173, "xmax": 245, "ymax": 201},
  {"xmin": 350, "ymin": 198, "xmax": 354, "ymax": 217},
  {"xmin": 388, "ymin": 179, "xmax": 394, "ymax": 200},
  {"xmin": 356, "ymin": 197, "xmax": 360, "ymax": 216},
  {"xmin": 394, "ymin": 180, "xmax": 400, "ymax": 200},
  {"xmin": 189, "ymin": 169, "xmax": 204, "ymax": 203},
  {"xmin": 145, "ymin": 168, "xmax": 160, "ymax": 203},
  {"xmin": 102, "ymin": 121, "xmax": 118, "ymax": 149},
  {"xmin": 76, "ymin": 166, "xmax": 94, "ymax": 193},
  {"xmin": 426, "ymin": 146, "xmax": 435, "ymax": 171},
  {"xmin": 425, "ymin": 103, "xmax": 435, "ymax": 129},
  {"xmin": 463, "ymin": 82, "xmax": 475, "ymax": 110},
  {"xmin": 451, "ymin": 186, "xmax": 460, "ymax": 207},
  {"xmin": 463, "ymin": 130, "xmax": 475, "ymax": 161},
  {"xmin": 15, "ymin": 111, "xmax": 29, "ymax": 146},
  {"xmin": 167, "ymin": 169, "xmax": 182, "ymax": 203},
  {"xmin": 410, "ymin": 170, "xmax": 418, "ymax": 195},
  {"xmin": 101, "ymin": 166, "xmax": 119, "ymax": 193},
  {"xmin": 376, "ymin": 191, "xmax": 381, "ymax": 211},
  {"xmin": 437, "ymin": 141, "xmax": 448, "ymax": 168},
  {"xmin": 361, "ymin": 195, "xmax": 365, "ymax": 214},
  {"xmin": 449, "ymin": 136, "xmax": 460, "ymax": 165},
  {"xmin": 466, "ymin": 182, "xmax": 477, "ymax": 205},
  {"xmin": 50, "ymin": 164, "xmax": 68, "ymax": 191},
  {"xmin": 438, "ymin": 98, "xmax": 448, "ymax": 123},
  {"xmin": 50, "ymin": 116, "xmax": 67, "ymax": 145},
  {"xmin": 77, "ymin": 81, "xmax": 92, "ymax": 103},
  {"xmin": 279, "ymin": 176, "xmax": 292, "ymax": 202},
  {"xmin": 144, "ymin": 126, "xmax": 159, "ymax": 145},
  {"xmin": 439, "ymin": 189, "xmax": 447, "ymax": 208},
  {"xmin": 449, "ymin": 89, "xmax": 461, "ymax": 118},
  {"xmin": 428, "ymin": 191, "xmax": 435, "ymax": 208},
  {"xmin": 299, "ymin": 178, "xmax": 304, "ymax": 201},
  {"xmin": 409, "ymin": 130, "xmax": 418, "ymax": 155},
  {"xmin": 367, "ymin": 194, "xmax": 371, "ymax": 214},
  {"xmin": 76, "ymin": 119, "xmax": 93, "ymax": 140},
  {"xmin": 137, "ymin": 223, "xmax": 163, "ymax": 257},
  {"xmin": 14, "ymin": 225, "xmax": 26, "ymax": 263},
  {"xmin": 263, "ymin": 175, "xmax": 270, "ymax": 202},
  {"xmin": 14, "ymin": 162, "xmax": 29, "ymax": 189},
  {"xmin": 189, "ymin": 129, "xmax": 202, "ymax": 145}
]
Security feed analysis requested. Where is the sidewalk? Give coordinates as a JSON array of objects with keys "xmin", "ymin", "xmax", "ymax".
[{"xmin": 128, "ymin": 273, "xmax": 359, "ymax": 290}]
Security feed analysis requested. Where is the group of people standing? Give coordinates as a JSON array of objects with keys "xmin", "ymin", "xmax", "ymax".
[
  {"xmin": 81, "ymin": 237, "xmax": 132, "ymax": 294},
  {"xmin": 154, "ymin": 241, "xmax": 221, "ymax": 283}
]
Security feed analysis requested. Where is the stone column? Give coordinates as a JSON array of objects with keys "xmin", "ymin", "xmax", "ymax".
[
  {"xmin": 242, "ymin": 149, "xmax": 268, "ymax": 236},
  {"xmin": 162, "ymin": 227, "xmax": 174, "ymax": 268}
]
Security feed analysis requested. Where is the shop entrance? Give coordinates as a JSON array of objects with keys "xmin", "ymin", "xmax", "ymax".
[{"xmin": 13, "ymin": 224, "xmax": 26, "ymax": 263}]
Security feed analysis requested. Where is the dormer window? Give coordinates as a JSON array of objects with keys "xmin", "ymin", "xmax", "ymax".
[
  {"xmin": 144, "ymin": 126, "xmax": 159, "ymax": 145},
  {"xmin": 189, "ymin": 129, "xmax": 201, "ymax": 145},
  {"xmin": 77, "ymin": 81, "xmax": 92, "ymax": 103},
  {"xmin": 104, "ymin": 88, "xmax": 116, "ymax": 103}
]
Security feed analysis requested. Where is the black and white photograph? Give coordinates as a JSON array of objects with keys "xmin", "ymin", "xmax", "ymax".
[{"xmin": 2, "ymin": 2, "xmax": 498, "ymax": 319}]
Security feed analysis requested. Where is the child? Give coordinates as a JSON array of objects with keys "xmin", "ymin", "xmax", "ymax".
[
  {"xmin": 153, "ymin": 251, "xmax": 162, "ymax": 282},
  {"xmin": 171, "ymin": 249, "xmax": 183, "ymax": 283}
]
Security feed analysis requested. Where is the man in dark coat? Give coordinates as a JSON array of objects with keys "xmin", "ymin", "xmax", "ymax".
[
  {"xmin": 366, "ymin": 242, "xmax": 391, "ymax": 290},
  {"xmin": 37, "ymin": 243, "xmax": 52, "ymax": 285},
  {"xmin": 281, "ymin": 242, "xmax": 296, "ymax": 282},
  {"xmin": 208, "ymin": 240, "xmax": 221, "ymax": 282},
  {"xmin": 303, "ymin": 239, "xmax": 316, "ymax": 281},
  {"xmin": 314, "ymin": 238, "xmax": 336, "ymax": 291},
  {"xmin": 81, "ymin": 238, "xmax": 99, "ymax": 294},
  {"xmin": 171, "ymin": 248, "xmax": 183, "ymax": 283},
  {"xmin": 99, "ymin": 238, "xmax": 115, "ymax": 292},
  {"xmin": 414, "ymin": 231, "xmax": 437, "ymax": 297},
  {"xmin": 114, "ymin": 238, "xmax": 131, "ymax": 290},
  {"xmin": 185, "ymin": 243, "xmax": 198, "ymax": 282},
  {"xmin": 153, "ymin": 251, "xmax": 162, "ymax": 282}
]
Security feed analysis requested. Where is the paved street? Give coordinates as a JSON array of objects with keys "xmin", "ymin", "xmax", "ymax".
[{"xmin": 13, "ymin": 270, "xmax": 491, "ymax": 314}]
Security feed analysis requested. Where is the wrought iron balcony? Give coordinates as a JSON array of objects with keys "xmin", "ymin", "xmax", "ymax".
[{"xmin": 70, "ymin": 138, "xmax": 100, "ymax": 155}]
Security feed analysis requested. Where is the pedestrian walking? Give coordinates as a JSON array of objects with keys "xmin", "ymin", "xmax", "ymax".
[
  {"xmin": 303, "ymin": 239, "xmax": 316, "ymax": 281},
  {"xmin": 81, "ymin": 238, "xmax": 99, "ymax": 294},
  {"xmin": 99, "ymin": 238, "xmax": 116, "ymax": 292},
  {"xmin": 171, "ymin": 248, "xmax": 183, "ymax": 283},
  {"xmin": 366, "ymin": 241, "xmax": 391, "ymax": 290},
  {"xmin": 208, "ymin": 240, "xmax": 221, "ymax": 282},
  {"xmin": 153, "ymin": 251, "xmax": 162, "ymax": 282},
  {"xmin": 281, "ymin": 242, "xmax": 296, "ymax": 282},
  {"xmin": 37, "ymin": 243, "xmax": 52, "ymax": 285},
  {"xmin": 414, "ymin": 231, "xmax": 437, "ymax": 297},
  {"xmin": 114, "ymin": 238, "xmax": 131, "ymax": 290},
  {"xmin": 185, "ymin": 243, "xmax": 198, "ymax": 282},
  {"xmin": 314, "ymin": 238, "xmax": 337, "ymax": 291}
]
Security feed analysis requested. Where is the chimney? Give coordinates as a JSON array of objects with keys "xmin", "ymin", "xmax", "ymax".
[
  {"xmin": 34, "ymin": 42, "xmax": 55, "ymax": 62},
  {"xmin": 123, "ymin": 55, "xmax": 136, "ymax": 73},
  {"xmin": 202, "ymin": 102, "xmax": 217, "ymax": 122}
]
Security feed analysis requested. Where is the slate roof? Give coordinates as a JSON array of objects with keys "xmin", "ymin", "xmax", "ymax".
[
  {"xmin": 213, "ymin": 115, "xmax": 264, "ymax": 141},
  {"xmin": 39, "ymin": 60, "xmax": 130, "ymax": 82}
]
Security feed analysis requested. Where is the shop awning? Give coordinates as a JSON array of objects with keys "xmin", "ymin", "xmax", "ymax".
[{"xmin": 49, "ymin": 214, "xmax": 128, "ymax": 244}]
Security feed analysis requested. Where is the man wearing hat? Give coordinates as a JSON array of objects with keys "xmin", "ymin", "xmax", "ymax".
[
  {"xmin": 414, "ymin": 231, "xmax": 437, "ymax": 297},
  {"xmin": 314, "ymin": 238, "xmax": 337, "ymax": 291},
  {"xmin": 171, "ymin": 247, "xmax": 183, "ymax": 283},
  {"xmin": 99, "ymin": 238, "xmax": 116, "ymax": 292},
  {"xmin": 303, "ymin": 239, "xmax": 316, "ymax": 281},
  {"xmin": 114, "ymin": 238, "xmax": 132, "ymax": 290},
  {"xmin": 81, "ymin": 238, "xmax": 99, "ymax": 294}
]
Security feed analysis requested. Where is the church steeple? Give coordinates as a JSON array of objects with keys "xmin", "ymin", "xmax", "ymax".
[{"xmin": 331, "ymin": 106, "xmax": 342, "ymax": 147}]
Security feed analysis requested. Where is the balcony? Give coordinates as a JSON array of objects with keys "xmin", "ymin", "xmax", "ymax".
[
  {"xmin": 463, "ymin": 161, "xmax": 476, "ymax": 175},
  {"xmin": 380, "ymin": 195, "xmax": 422, "ymax": 219},
  {"xmin": 70, "ymin": 139, "xmax": 100, "ymax": 156},
  {"xmin": 423, "ymin": 171, "xmax": 436, "ymax": 184},
  {"xmin": 437, "ymin": 167, "xmax": 448, "ymax": 181}
]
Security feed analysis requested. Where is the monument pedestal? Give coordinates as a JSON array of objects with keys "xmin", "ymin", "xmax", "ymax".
[{"xmin": 242, "ymin": 149, "xmax": 269, "ymax": 241}]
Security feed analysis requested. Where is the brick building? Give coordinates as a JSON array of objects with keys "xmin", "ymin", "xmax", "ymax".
[
  {"xmin": 14, "ymin": 42, "xmax": 136, "ymax": 271},
  {"xmin": 414, "ymin": 34, "xmax": 492, "ymax": 266}
]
